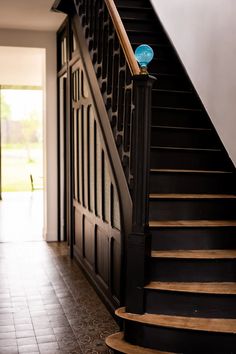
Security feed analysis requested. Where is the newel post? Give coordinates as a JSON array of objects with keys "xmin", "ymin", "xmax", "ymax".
[{"xmin": 126, "ymin": 74, "xmax": 156, "ymax": 314}]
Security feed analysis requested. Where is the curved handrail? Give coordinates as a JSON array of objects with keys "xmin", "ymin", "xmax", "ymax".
[{"xmin": 105, "ymin": 0, "xmax": 140, "ymax": 76}]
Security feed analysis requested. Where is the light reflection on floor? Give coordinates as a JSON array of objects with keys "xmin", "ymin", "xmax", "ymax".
[{"xmin": 0, "ymin": 191, "xmax": 43, "ymax": 242}]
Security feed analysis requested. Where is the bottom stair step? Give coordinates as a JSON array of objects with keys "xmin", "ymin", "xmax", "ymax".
[
  {"xmin": 116, "ymin": 308, "xmax": 236, "ymax": 353},
  {"xmin": 105, "ymin": 332, "xmax": 174, "ymax": 354}
]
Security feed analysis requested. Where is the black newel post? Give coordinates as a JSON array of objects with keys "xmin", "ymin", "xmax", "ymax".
[{"xmin": 126, "ymin": 74, "xmax": 156, "ymax": 314}]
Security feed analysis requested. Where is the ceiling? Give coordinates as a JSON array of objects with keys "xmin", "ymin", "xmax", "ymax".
[{"xmin": 0, "ymin": 0, "xmax": 66, "ymax": 31}]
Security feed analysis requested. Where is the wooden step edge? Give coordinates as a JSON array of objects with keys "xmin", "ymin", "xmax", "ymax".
[
  {"xmin": 145, "ymin": 282, "xmax": 236, "ymax": 295},
  {"xmin": 152, "ymin": 106, "xmax": 202, "ymax": 112},
  {"xmin": 153, "ymin": 88, "xmax": 193, "ymax": 94},
  {"xmin": 150, "ymin": 146, "xmax": 221, "ymax": 152},
  {"xmin": 150, "ymin": 169, "xmax": 233, "ymax": 174},
  {"xmin": 118, "ymin": 6, "xmax": 152, "ymax": 10},
  {"xmin": 131, "ymin": 42, "xmax": 170, "ymax": 48},
  {"xmin": 116, "ymin": 307, "xmax": 236, "ymax": 334},
  {"xmin": 105, "ymin": 332, "xmax": 174, "ymax": 354},
  {"xmin": 151, "ymin": 250, "xmax": 236, "ymax": 259},
  {"xmin": 149, "ymin": 193, "xmax": 236, "ymax": 199},
  {"xmin": 151, "ymin": 125, "xmax": 211, "ymax": 132},
  {"xmin": 149, "ymin": 220, "xmax": 236, "ymax": 228}
]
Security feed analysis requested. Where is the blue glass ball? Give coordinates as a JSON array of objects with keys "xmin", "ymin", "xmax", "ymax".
[{"xmin": 135, "ymin": 44, "xmax": 154, "ymax": 68}]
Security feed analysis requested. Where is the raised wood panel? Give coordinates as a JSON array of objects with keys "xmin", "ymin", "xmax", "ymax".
[
  {"xmin": 111, "ymin": 234, "xmax": 121, "ymax": 300},
  {"xmin": 57, "ymin": 19, "xmax": 124, "ymax": 311},
  {"xmin": 68, "ymin": 34, "xmax": 122, "ymax": 308},
  {"xmin": 96, "ymin": 226, "xmax": 109, "ymax": 286},
  {"xmin": 74, "ymin": 208, "xmax": 83, "ymax": 253},
  {"xmin": 83, "ymin": 217, "xmax": 94, "ymax": 269}
]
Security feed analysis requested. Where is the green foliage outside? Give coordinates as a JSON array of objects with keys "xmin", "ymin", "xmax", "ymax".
[
  {"xmin": 2, "ymin": 144, "xmax": 43, "ymax": 192},
  {"xmin": 0, "ymin": 91, "xmax": 11, "ymax": 120},
  {"xmin": 1, "ymin": 90, "xmax": 43, "ymax": 192}
]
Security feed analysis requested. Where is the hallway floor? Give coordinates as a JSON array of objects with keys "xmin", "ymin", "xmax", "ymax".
[
  {"xmin": 0, "ymin": 241, "xmax": 118, "ymax": 353},
  {"xmin": 0, "ymin": 192, "xmax": 43, "ymax": 242}
]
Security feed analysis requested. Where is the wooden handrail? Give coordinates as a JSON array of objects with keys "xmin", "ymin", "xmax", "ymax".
[{"xmin": 105, "ymin": 0, "xmax": 140, "ymax": 76}]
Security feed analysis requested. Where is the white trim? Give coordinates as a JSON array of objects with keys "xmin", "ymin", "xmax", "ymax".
[{"xmin": 0, "ymin": 29, "xmax": 58, "ymax": 241}]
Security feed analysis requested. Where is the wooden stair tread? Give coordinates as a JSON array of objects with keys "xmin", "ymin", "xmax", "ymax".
[
  {"xmin": 151, "ymin": 146, "xmax": 221, "ymax": 152},
  {"xmin": 150, "ymin": 168, "xmax": 233, "ymax": 174},
  {"xmin": 149, "ymin": 220, "xmax": 236, "ymax": 228},
  {"xmin": 116, "ymin": 307, "xmax": 236, "ymax": 333},
  {"xmin": 153, "ymin": 106, "xmax": 202, "ymax": 112},
  {"xmin": 145, "ymin": 282, "xmax": 236, "ymax": 294},
  {"xmin": 105, "ymin": 332, "xmax": 174, "ymax": 354},
  {"xmin": 151, "ymin": 250, "xmax": 236, "ymax": 259},
  {"xmin": 154, "ymin": 88, "xmax": 193, "ymax": 94},
  {"xmin": 149, "ymin": 194, "xmax": 236, "ymax": 199},
  {"xmin": 152, "ymin": 125, "xmax": 211, "ymax": 131}
]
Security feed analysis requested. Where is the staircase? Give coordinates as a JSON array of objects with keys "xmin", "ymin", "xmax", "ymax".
[{"xmin": 106, "ymin": 0, "xmax": 236, "ymax": 352}]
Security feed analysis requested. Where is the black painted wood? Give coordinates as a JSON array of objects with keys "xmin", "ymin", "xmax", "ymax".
[
  {"xmin": 145, "ymin": 289, "xmax": 236, "ymax": 318},
  {"xmin": 150, "ymin": 258, "xmax": 236, "ymax": 282},
  {"xmin": 151, "ymin": 226, "xmax": 236, "ymax": 250},
  {"xmin": 150, "ymin": 147, "xmax": 232, "ymax": 171},
  {"xmin": 150, "ymin": 170, "xmax": 236, "ymax": 195},
  {"xmin": 149, "ymin": 197, "xmax": 236, "ymax": 220},
  {"xmin": 151, "ymin": 107, "xmax": 209, "ymax": 128},
  {"xmin": 124, "ymin": 320, "xmax": 236, "ymax": 353},
  {"xmin": 125, "ymin": 75, "xmax": 155, "ymax": 313}
]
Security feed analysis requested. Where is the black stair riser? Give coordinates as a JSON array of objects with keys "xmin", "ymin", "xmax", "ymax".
[
  {"xmin": 127, "ymin": 31, "xmax": 168, "ymax": 45},
  {"xmin": 115, "ymin": 0, "xmax": 150, "ymax": 8},
  {"xmin": 150, "ymin": 59, "xmax": 184, "ymax": 76},
  {"xmin": 150, "ymin": 148, "xmax": 231, "ymax": 170},
  {"xmin": 122, "ymin": 19, "xmax": 158, "ymax": 32},
  {"xmin": 118, "ymin": 8, "xmax": 155, "ymax": 21},
  {"xmin": 149, "ymin": 198, "xmax": 236, "ymax": 220},
  {"xmin": 145, "ymin": 290, "xmax": 236, "ymax": 318},
  {"xmin": 124, "ymin": 321, "xmax": 236, "ymax": 353},
  {"xmin": 152, "ymin": 74, "xmax": 191, "ymax": 91},
  {"xmin": 152, "ymin": 107, "xmax": 209, "ymax": 128},
  {"xmin": 151, "ymin": 127, "xmax": 217, "ymax": 149},
  {"xmin": 151, "ymin": 227, "xmax": 236, "ymax": 250},
  {"xmin": 150, "ymin": 258, "xmax": 236, "ymax": 282},
  {"xmin": 152, "ymin": 90, "xmax": 200, "ymax": 109},
  {"xmin": 150, "ymin": 171, "xmax": 236, "ymax": 194}
]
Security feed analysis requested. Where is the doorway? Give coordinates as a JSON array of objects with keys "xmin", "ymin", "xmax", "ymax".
[{"xmin": 0, "ymin": 47, "xmax": 45, "ymax": 242}]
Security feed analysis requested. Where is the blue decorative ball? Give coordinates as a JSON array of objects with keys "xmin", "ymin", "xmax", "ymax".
[{"xmin": 135, "ymin": 44, "xmax": 154, "ymax": 68}]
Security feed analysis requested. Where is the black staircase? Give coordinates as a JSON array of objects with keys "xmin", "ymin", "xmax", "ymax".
[
  {"xmin": 108, "ymin": 0, "xmax": 236, "ymax": 352},
  {"xmin": 54, "ymin": 0, "xmax": 236, "ymax": 352}
]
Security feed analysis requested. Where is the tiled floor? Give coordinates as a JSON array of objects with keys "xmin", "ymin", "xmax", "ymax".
[
  {"xmin": 0, "ymin": 194, "xmax": 118, "ymax": 354},
  {"xmin": 0, "ymin": 242, "xmax": 118, "ymax": 353},
  {"xmin": 0, "ymin": 192, "xmax": 43, "ymax": 242}
]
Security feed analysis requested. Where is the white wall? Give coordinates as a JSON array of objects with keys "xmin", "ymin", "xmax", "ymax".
[
  {"xmin": 0, "ymin": 46, "xmax": 44, "ymax": 86},
  {"xmin": 151, "ymin": 0, "xmax": 236, "ymax": 165},
  {"xmin": 0, "ymin": 29, "xmax": 58, "ymax": 241}
]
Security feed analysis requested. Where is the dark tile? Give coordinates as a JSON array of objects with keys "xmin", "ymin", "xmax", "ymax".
[
  {"xmin": 15, "ymin": 323, "xmax": 33, "ymax": 331},
  {"xmin": 0, "ymin": 346, "xmax": 18, "ymax": 354},
  {"xmin": 17, "ymin": 336, "xmax": 37, "ymax": 346},
  {"xmin": 0, "ymin": 338, "xmax": 17, "ymax": 347},
  {"xmin": 16, "ymin": 330, "xmax": 35, "ymax": 338},
  {"xmin": 18, "ymin": 343, "xmax": 39, "ymax": 353},
  {"xmin": 34, "ymin": 327, "xmax": 54, "ymax": 336},
  {"xmin": 38, "ymin": 341, "xmax": 59, "ymax": 351},
  {"xmin": 0, "ymin": 332, "xmax": 16, "ymax": 340},
  {"xmin": 14, "ymin": 317, "xmax": 32, "ymax": 325},
  {"xmin": 0, "ymin": 325, "xmax": 15, "ymax": 333},
  {"xmin": 36, "ymin": 334, "xmax": 56, "ymax": 343},
  {"xmin": 0, "ymin": 242, "xmax": 118, "ymax": 354}
]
